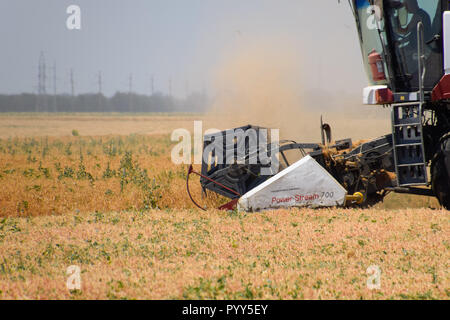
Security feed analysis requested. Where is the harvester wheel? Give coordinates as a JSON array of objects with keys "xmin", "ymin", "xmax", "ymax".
[{"xmin": 431, "ymin": 133, "xmax": 450, "ymax": 210}]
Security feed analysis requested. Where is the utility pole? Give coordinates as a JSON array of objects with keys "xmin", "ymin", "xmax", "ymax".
[
  {"xmin": 52, "ymin": 61, "xmax": 56, "ymax": 96},
  {"xmin": 185, "ymin": 79, "xmax": 189, "ymax": 98},
  {"xmin": 38, "ymin": 52, "xmax": 46, "ymax": 95},
  {"xmin": 98, "ymin": 71, "xmax": 103, "ymax": 112},
  {"xmin": 70, "ymin": 69, "xmax": 75, "ymax": 96},
  {"xmin": 36, "ymin": 51, "xmax": 47, "ymax": 112},
  {"xmin": 128, "ymin": 73, "xmax": 133, "ymax": 112},
  {"xmin": 52, "ymin": 60, "xmax": 57, "ymax": 112},
  {"xmin": 69, "ymin": 68, "xmax": 75, "ymax": 112},
  {"xmin": 98, "ymin": 71, "xmax": 103, "ymax": 94},
  {"xmin": 128, "ymin": 73, "xmax": 133, "ymax": 94},
  {"xmin": 169, "ymin": 77, "xmax": 172, "ymax": 97},
  {"xmin": 150, "ymin": 75, "xmax": 154, "ymax": 95}
]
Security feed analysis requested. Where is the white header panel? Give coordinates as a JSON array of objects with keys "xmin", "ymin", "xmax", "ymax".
[{"xmin": 444, "ymin": 11, "xmax": 450, "ymax": 74}]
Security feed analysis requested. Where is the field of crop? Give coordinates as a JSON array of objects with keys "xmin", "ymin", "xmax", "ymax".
[{"xmin": 0, "ymin": 113, "xmax": 448, "ymax": 300}]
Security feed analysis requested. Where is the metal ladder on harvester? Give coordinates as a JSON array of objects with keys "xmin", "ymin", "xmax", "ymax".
[
  {"xmin": 391, "ymin": 102, "xmax": 428, "ymax": 186},
  {"xmin": 391, "ymin": 21, "xmax": 428, "ymax": 187}
]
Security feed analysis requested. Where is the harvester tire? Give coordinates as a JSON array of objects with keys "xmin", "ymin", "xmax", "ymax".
[{"xmin": 432, "ymin": 133, "xmax": 450, "ymax": 210}]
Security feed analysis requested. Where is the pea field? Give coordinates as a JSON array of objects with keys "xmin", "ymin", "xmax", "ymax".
[{"xmin": 0, "ymin": 113, "xmax": 448, "ymax": 300}]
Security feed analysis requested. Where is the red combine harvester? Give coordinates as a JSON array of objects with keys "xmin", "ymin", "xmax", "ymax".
[{"xmin": 187, "ymin": 0, "xmax": 450, "ymax": 211}]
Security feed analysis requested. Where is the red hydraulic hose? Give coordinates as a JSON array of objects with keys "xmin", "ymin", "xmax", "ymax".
[{"xmin": 186, "ymin": 165, "xmax": 241, "ymax": 210}]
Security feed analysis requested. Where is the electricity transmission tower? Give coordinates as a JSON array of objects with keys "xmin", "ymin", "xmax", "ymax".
[
  {"xmin": 50, "ymin": 60, "xmax": 57, "ymax": 112},
  {"xmin": 38, "ymin": 52, "xmax": 46, "ymax": 95},
  {"xmin": 36, "ymin": 52, "xmax": 47, "ymax": 112}
]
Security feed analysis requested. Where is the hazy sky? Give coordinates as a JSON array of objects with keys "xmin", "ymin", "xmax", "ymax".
[{"xmin": 0, "ymin": 0, "xmax": 368, "ymax": 97}]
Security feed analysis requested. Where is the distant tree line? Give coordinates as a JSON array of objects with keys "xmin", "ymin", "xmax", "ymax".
[{"xmin": 0, "ymin": 92, "xmax": 208, "ymax": 113}]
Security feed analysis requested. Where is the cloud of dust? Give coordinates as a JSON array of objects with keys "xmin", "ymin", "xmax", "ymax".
[
  {"xmin": 206, "ymin": 40, "xmax": 322, "ymax": 141},
  {"xmin": 206, "ymin": 39, "xmax": 391, "ymax": 142}
]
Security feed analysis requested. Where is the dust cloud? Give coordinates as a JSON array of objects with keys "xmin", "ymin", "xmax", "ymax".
[{"xmin": 205, "ymin": 39, "xmax": 391, "ymax": 143}]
